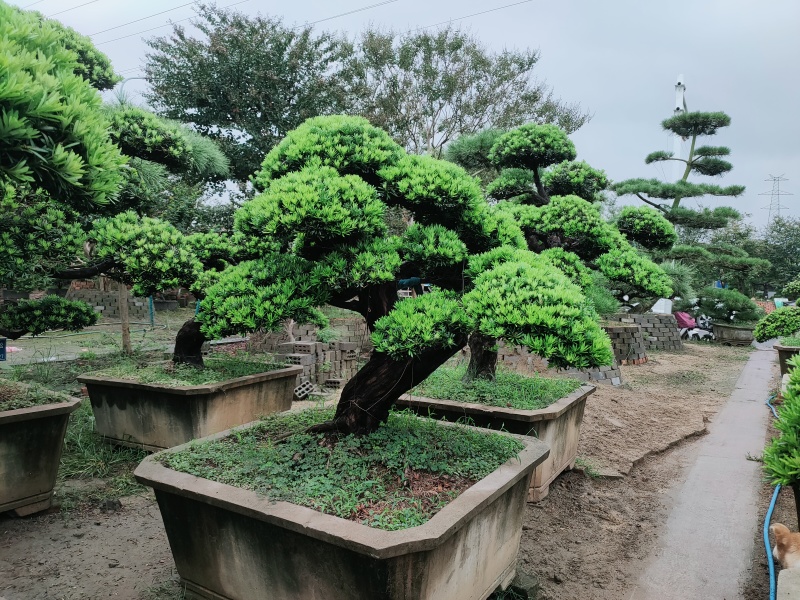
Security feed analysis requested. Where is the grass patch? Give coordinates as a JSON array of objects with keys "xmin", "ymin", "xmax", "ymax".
[
  {"xmin": 86, "ymin": 354, "xmax": 283, "ymax": 387},
  {"xmin": 0, "ymin": 379, "xmax": 74, "ymax": 411},
  {"xmin": 409, "ymin": 365, "xmax": 583, "ymax": 410},
  {"xmin": 780, "ymin": 336, "xmax": 800, "ymax": 347},
  {"xmin": 55, "ymin": 401, "xmax": 148, "ymax": 509},
  {"xmin": 160, "ymin": 408, "xmax": 523, "ymax": 531}
]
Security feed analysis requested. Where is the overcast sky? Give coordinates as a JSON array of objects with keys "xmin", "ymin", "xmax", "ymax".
[{"xmin": 14, "ymin": 0, "xmax": 800, "ymax": 229}]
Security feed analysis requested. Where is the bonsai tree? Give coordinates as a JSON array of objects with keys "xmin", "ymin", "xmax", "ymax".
[
  {"xmin": 674, "ymin": 287, "xmax": 762, "ymax": 325},
  {"xmin": 754, "ymin": 307, "xmax": 800, "ymax": 343},
  {"xmin": 764, "ymin": 354, "xmax": 800, "ymax": 527},
  {"xmin": 185, "ymin": 115, "xmax": 616, "ymax": 435},
  {"xmin": 0, "ymin": 1, "xmax": 125, "ymax": 338},
  {"xmin": 614, "ymin": 110, "xmax": 769, "ymax": 289}
]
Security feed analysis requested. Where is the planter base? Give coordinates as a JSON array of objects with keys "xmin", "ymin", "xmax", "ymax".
[
  {"xmin": 1, "ymin": 491, "xmax": 53, "ymax": 517},
  {"xmin": 397, "ymin": 385, "xmax": 594, "ymax": 504}
]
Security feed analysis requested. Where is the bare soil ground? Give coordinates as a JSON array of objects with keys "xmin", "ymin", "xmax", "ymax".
[{"xmin": 0, "ymin": 342, "xmax": 760, "ymax": 600}]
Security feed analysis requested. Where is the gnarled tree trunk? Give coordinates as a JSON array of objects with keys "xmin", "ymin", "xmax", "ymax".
[
  {"xmin": 172, "ymin": 318, "xmax": 206, "ymax": 367},
  {"xmin": 464, "ymin": 332, "xmax": 498, "ymax": 382},
  {"xmin": 317, "ymin": 335, "xmax": 468, "ymax": 436}
]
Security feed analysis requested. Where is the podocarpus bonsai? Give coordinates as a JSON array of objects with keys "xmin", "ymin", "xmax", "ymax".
[{"xmin": 188, "ymin": 115, "xmax": 623, "ymax": 436}]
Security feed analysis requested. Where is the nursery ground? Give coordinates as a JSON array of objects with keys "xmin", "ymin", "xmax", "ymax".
[{"xmin": 0, "ymin": 342, "xmax": 762, "ymax": 599}]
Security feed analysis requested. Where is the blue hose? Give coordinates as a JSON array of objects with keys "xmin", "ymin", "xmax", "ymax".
[
  {"xmin": 765, "ymin": 484, "xmax": 782, "ymax": 600},
  {"xmin": 764, "ymin": 392, "xmax": 780, "ymax": 600}
]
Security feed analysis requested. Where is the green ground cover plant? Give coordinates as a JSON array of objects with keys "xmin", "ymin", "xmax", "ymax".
[
  {"xmin": 0, "ymin": 379, "xmax": 72, "ymax": 411},
  {"xmin": 160, "ymin": 408, "xmax": 523, "ymax": 531},
  {"xmin": 87, "ymin": 355, "xmax": 283, "ymax": 387},
  {"xmin": 780, "ymin": 337, "xmax": 800, "ymax": 347},
  {"xmin": 410, "ymin": 365, "xmax": 583, "ymax": 410}
]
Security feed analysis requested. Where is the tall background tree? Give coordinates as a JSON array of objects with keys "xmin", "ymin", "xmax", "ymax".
[
  {"xmin": 344, "ymin": 26, "xmax": 589, "ymax": 157},
  {"xmin": 144, "ymin": 4, "xmax": 349, "ymax": 183}
]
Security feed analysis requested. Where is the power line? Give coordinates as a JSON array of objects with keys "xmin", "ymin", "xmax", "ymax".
[
  {"xmin": 48, "ymin": 0, "xmax": 102, "ymax": 17},
  {"xmin": 414, "ymin": 0, "xmax": 534, "ymax": 32},
  {"xmin": 22, "ymin": 0, "xmax": 48, "ymax": 8},
  {"xmin": 95, "ymin": 0, "xmax": 397, "ymax": 46},
  {"xmin": 95, "ymin": 0, "xmax": 251, "ymax": 45},
  {"xmin": 90, "ymin": 1, "xmax": 200, "ymax": 36}
]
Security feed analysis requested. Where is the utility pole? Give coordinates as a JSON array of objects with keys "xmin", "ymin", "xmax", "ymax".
[
  {"xmin": 672, "ymin": 74, "xmax": 687, "ymax": 181},
  {"xmin": 760, "ymin": 175, "xmax": 792, "ymax": 222}
]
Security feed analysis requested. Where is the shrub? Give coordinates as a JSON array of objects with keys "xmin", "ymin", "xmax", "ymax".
[
  {"xmin": 763, "ymin": 356, "xmax": 800, "ymax": 488},
  {"xmin": 754, "ymin": 307, "xmax": 800, "ymax": 343},
  {"xmin": 674, "ymin": 287, "xmax": 762, "ymax": 324},
  {"xmin": 616, "ymin": 206, "xmax": 677, "ymax": 251}
]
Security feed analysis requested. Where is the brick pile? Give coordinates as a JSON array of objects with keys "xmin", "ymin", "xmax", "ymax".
[
  {"xmin": 65, "ymin": 289, "xmax": 148, "ymax": 320},
  {"xmin": 612, "ymin": 313, "xmax": 683, "ymax": 351},
  {"xmin": 494, "ymin": 339, "xmax": 623, "ymax": 386},
  {"xmin": 603, "ymin": 323, "xmax": 648, "ymax": 365},
  {"xmin": 273, "ymin": 340, "xmax": 360, "ymax": 388}
]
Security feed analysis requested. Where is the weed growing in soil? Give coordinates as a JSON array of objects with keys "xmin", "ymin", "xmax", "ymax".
[
  {"xmin": 574, "ymin": 456, "xmax": 601, "ymax": 478},
  {"xmin": 0, "ymin": 379, "xmax": 73, "ymax": 411},
  {"xmin": 160, "ymin": 408, "xmax": 524, "ymax": 531},
  {"xmin": 780, "ymin": 336, "xmax": 800, "ymax": 347},
  {"xmin": 410, "ymin": 364, "xmax": 582, "ymax": 410},
  {"xmin": 88, "ymin": 354, "xmax": 283, "ymax": 387},
  {"xmin": 140, "ymin": 578, "xmax": 186, "ymax": 600}
]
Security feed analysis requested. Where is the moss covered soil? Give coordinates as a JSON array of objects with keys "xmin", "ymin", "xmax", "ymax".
[
  {"xmin": 159, "ymin": 408, "xmax": 524, "ymax": 531},
  {"xmin": 0, "ymin": 379, "xmax": 74, "ymax": 412},
  {"xmin": 410, "ymin": 364, "xmax": 583, "ymax": 410}
]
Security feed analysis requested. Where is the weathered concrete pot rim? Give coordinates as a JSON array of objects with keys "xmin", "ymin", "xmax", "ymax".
[
  {"xmin": 774, "ymin": 344, "xmax": 800, "ymax": 351},
  {"xmin": 78, "ymin": 365, "xmax": 302, "ymax": 396},
  {"xmin": 0, "ymin": 397, "xmax": 81, "ymax": 425},
  {"xmin": 712, "ymin": 322, "xmax": 756, "ymax": 331},
  {"xmin": 135, "ymin": 418, "xmax": 549, "ymax": 560},
  {"xmin": 399, "ymin": 384, "xmax": 595, "ymax": 424}
]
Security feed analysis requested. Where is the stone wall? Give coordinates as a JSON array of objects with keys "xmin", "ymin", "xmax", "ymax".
[
  {"xmin": 603, "ymin": 324, "xmax": 648, "ymax": 365},
  {"xmin": 612, "ymin": 313, "xmax": 683, "ymax": 351},
  {"xmin": 65, "ymin": 289, "xmax": 149, "ymax": 320},
  {"xmin": 495, "ymin": 340, "xmax": 623, "ymax": 386}
]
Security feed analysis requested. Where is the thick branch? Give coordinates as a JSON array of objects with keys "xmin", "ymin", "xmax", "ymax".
[
  {"xmin": 635, "ymin": 194, "xmax": 668, "ymax": 213},
  {"xmin": 54, "ymin": 259, "xmax": 116, "ymax": 280}
]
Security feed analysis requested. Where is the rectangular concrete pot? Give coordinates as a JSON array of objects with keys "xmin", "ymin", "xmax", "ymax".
[
  {"xmin": 396, "ymin": 385, "xmax": 595, "ymax": 501},
  {"xmin": 712, "ymin": 323, "xmax": 755, "ymax": 346},
  {"xmin": 0, "ymin": 396, "xmax": 81, "ymax": 516},
  {"xmin": 78, "ymin": 365, "xmax": 302, "ymax": 451},
  {"xmin": 775, "ymin": 344, "xmax": 800, "ymax": 376},
  {"xmin": 135, "ymin": 421, "xmax": 549, "ymax": 600}
]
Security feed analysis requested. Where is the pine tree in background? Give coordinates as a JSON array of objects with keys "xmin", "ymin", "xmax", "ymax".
[{"xmin": 613, "ymin": 111, "xmax": 769, "ymax": 293}]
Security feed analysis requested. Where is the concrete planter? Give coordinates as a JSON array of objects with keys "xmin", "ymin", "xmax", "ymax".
[
  {"xmin": 78, "ymin": 365, "xmax": 302, "ymax": 451},
  {"xmin": 396, "ymin": 385, "xmax": 595, "ymax": 501},
  {"xmin": 712, "ymin": 323, "xmax": 755, "ymax": 346},
  {"xmin": 775, "ymin": 344, "xmax": 800, "ymax": 376},
  {"xmin": 134, "ymin": 423, "xmax": 549, "ymax": 600},
  {"xmin": 0, "ymin": 396, "xmax": 81, "ymax": 516},
  {"xmin": 153, "ymin": 299, "xmax": 179, "ymax": 311}
]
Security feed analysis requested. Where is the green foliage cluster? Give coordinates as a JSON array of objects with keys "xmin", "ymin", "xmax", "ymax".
[
  {"xmin": 657, "ymin": 260, "xmax": 697, "ymax": 300},
  {"xmin": 159, "ymin": 408, "xmax": 523, "ymax": 530},
  {"xmin": 0, "ymin": 379, "xmax": 73, "ymax": 412},
  {"xmin": 615, "ymin": 206, "xmax": 677, "ymax": 251},
  {"xmin": 780, "ymin": 337, "xmax": 800, "ymax": 348},
  {"xmin": 584, "ymin": 271, "xmax": 621, "ymax": 317},
  {"xmin": 398, "ymin": 224, "xmax": 468, "ymax": 278},
  {"xmin": 784, "ymin": 279, "xmax": 800, "ymax": 301},
  {"xmin": 489, "ymin": 124, "xmax": 576, "ymax": 171},
  {"xmin": 88, "ymin": 355, "xmax": 282, "ymax": 387},
  {"xmin": 763, "ymin": 356, "xmax": 800, "ymax": 485},
  {"xmin": 753, "ymin": 307, "xmax": 800, "ymax": 343},
  {"xmin": 0, "ymin": 185, "xmax": 85, "ymax": 290},
  {"xmin": 0, "ymin": 296, "xmax": 97, "ymax": 337},
  {"xmin": 538, "ymin": 248, "xmax": 592, "ymax": 288},
  {"xmin": 485, "ymin": 168, "xmax": 535, "ymax": 202},
  {"xmin": 106, "ymin": 105, "xmax": 195, "ymax": 172},
  {"xmin": 371, "ymin": 292, "xmax": 473, "ymax": 360},
  {"xmin": 0, "ymin": 1, "xmax": 125, "ymax": 207},
  {"xmin": 541, "ymin": 160, "xmax": 608, "ymax": 201},
  {"xmin": 594, "ymin": 248, "xmax": 673, "ymax": 299},
  {"xmin": 6, "ymin": 3, "xmax": 119, "ymax": 90},
  {"xmin": 255, "ymin": 115, "xmax": 401, "ymax": 187},
  {"xmin": 92, "ymin": 212, "xmax": 202, "ymax": 297},
  {"xmin": 674, "ymin": 287, "xmax": 762, "ymax": 324},
  {"xmin": 240, "ymin": 166, "xmax": 386, "ymax": 257},
  {"xmin": 411, "ymin": 365, "xmax": 582, "ymax": 410},
  {"xmin": 462, "ymin": 260, "xmax": 613, "ymax": 369}
]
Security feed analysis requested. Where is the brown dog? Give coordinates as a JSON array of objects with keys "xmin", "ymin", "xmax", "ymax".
[{"xmin": 771, "ymin": 523, "xmax": 800, "ymax": 569}]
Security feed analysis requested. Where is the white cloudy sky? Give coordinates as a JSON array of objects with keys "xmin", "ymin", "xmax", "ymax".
[{"xmin": 13, "ymin": 0, "xmax": 800, "ymax": 228}]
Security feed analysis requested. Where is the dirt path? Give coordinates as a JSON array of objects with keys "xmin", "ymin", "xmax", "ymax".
[{"xmin": 0, "ymin": 342, "xmax": 757, "ymax": 599}]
